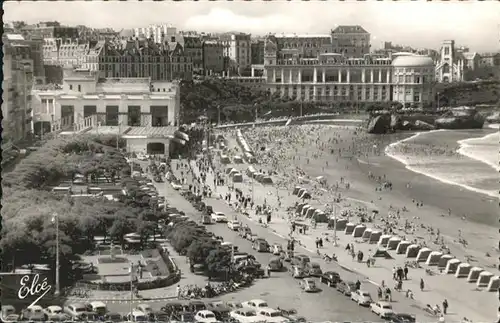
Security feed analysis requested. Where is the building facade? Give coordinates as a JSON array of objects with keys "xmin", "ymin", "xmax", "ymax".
[
  {"xmin": 202, "ymin": 40, "xmax": 224, "ymax": 74},
  {"xmin": 478, "ymin": 53, "xmax": 500, "ymax": 67},
  {"xmin": 177, "ymin": 34, "xmax": 203, "ymax": 73},
  {"xmin": 220, "ymin": 32, "xmax": 252, "ymax": 75},
  {"xmin": 263, "ymin": 39, "xmax": 434, "ymax": 105},
  {"xmin": 435, "ymin": 40, "xmax": 464, "ymax": 83},
  {"xmin": 23, "ymin": 23, "xmax": 79, "ymax": 40},
  {"xmin": 268, "ymin": 34, "xmax": 332, "ymax": 58},
  {"xmin": 98, "ymin": 39, "xmax": 192, "ymax": 81},
  {"xmin": 32, "ymin": 68, "xmax": 180, "ymax": 132},
  {"xmin": 2, "ymin": 34, "xmax": 35, "ymax": 142},
  {"xmin": 331, "ymin": 25, "xmax": 370, "ymax": 57},
  {"xmin": 43, "ymin": 38, "xmax": 90, "ymax": 67},
  {"xmin": 251, "ymin": 40, "xmax": 265, "ymax": 65},
  {"xmin": 391, "ymin": 54, "xmax": 435, "ymax": 105}
]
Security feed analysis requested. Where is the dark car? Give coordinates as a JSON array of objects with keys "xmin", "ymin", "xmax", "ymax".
[
  {"xmin": 161, "ymin": 302, "xmax": 186, "ymax": 316},
  {"xmin": 103, "ymin": 313, "xmax": 123, "ymax": 322},
  {"xmin": 386, "ymin": 313, "xmax": 416, "ymax": 323},
  {"xmin": 320, "ymin": 271, "xmax": 341, "ymax": 287},
  {"xmin": 188, "ymin": 300, "xmax": 206, "ymax": 313},
  {"xmin": 206, "ymin": 305, "xmax": 231, "ymax": 321},
  {"xmin": 150, "ymin": 310, "xmax": 170, "ymax": 322},
  {"xmin": 336, "ymin": 280, "xmax": 357, "ymax": 296},
  {"xmin": 172, "ymin": 311, "xmax": 195, "ymax": 322}
]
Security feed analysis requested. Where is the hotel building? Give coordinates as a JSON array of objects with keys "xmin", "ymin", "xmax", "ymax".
[
  {"xmin": 263, "ymin": 38, "xmax": 435, "ymax": 106},
  {"xmin": 220, "ymin": 32, "xmax": 252, "ymax": 75}
]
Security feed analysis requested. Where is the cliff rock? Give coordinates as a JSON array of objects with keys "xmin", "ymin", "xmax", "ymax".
[
  {"xmin": 435, "ymin": 107, "xmax": 485, "ymax": 130},
  {"xmin": 486, "ymin": 112, "xmax": 500, "ymax": 123},
  {"xmin": 367, "ymin": 114, "xmax": 392, "ymax": 134},
  {"xmin": 413, "ymin": 120, "xmax": 436, "ymax": 131}
]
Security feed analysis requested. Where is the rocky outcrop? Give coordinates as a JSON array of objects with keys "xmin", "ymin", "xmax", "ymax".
[
  {"xmin": 435, "ymin": 107, "xmax": 485, "ymax": 130},
  {"xmin": 367, "ymin": 114, "xmax": 392, "ymax": 134},
  {"xmin": 390, "ymin": 114, "xmax": 402, "ymax": 130},
  {"xmin": 486, "ymin": 112, "xmax": 500, "ymax": 123},
  {"xmin": 413, "ymin": 120, "xmax": 436, "ymax": 131}
]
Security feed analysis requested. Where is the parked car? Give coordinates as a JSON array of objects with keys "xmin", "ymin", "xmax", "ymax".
[
  {"xmin": 194, "ymin": 310, "xmax": 217, "ymax": 323},
  {"xmin": 279, "ymin": 308, "xmax": 306, "ymax": 322},
  {"xmin": 21, "ymin": 305, "xmax": 45, "ymax": 321},
  {"xmin": 306, "ymin": 262, "xmax": 322, "ymax": 277},
  {"xmin": 150, "ymin": 311, "xmax": 170, "ymax": 322},
  {"xmin": 227, "ymin": 220, "xmax": 241, "ymax": 231},
  {"xmin": 300, "ymin": 278, "xmax": 320, "ymax": 292},
  {"xmin": 320, "ymin": 271, "xmax": 341, "ymax": 287},
  {"xmin": 201, "ymin": 214, "xmax": 212, "ymax": 225},
  {"xmin": 206, "ymin": 305, "xmax": 231, "ymax": 321},
  {"xmin": 289, "ymin": 265, "xmax": 307, "ymax": 278},
  {"xmin": 256, "ymin": 308, "xmax": 287, "ymax": 323},
  {"xmin": 229, "ymin": 308, "xmax": 258, "ymax": 323},
  {"xmin": 336, "ymin": 280, "xmax": 357, "ymax": 296},
  {"xmin": 161, "ymin": 302, "xmax": 187, "ymax": 316},
  {"xmin": 291, "ymin": 254, "xmax": 311, "ymax": 267},
  {"xmin": 211, "ymin": 212, "xmax": 228, "ymax": 223},
  {"xmin": 241, "ymin": 299, "xmax": 268, "ymax": 310},
  {"xmin": 238, "ymin": 227, "xmax": 252, "ymax": 238},
  {"xmin": 1, "ymin": 305, "xmax": 19, "ymax": 322},
  {"xmin": 44, "ymin": 305, "xmax": 70, "ymax": 321},
  {"xmin": 126, "ymin": 310, "xmax": 148, "ymax": 322},
  {"xmin": 351, "ymin": 290, "xmax": 373, "ymax": 306},
  {"xmin": 136, "ymin": 304, "xmax": 153, "ymax": 316},
  {"xmin": 171, "ymin": 182, "xmax": 183, "ymax": 190},
  {"xmin": 171, "ymin": 311, "xmax": 196, "ymax": 322},
  {"xmin": 268, "ymin": 257, "xmax": 283, "ymax": 271},
  {"xmin": 64, "ymin": 303, "xmax": 88, "ymax": 319},
  {"xmin": 104, "ymin": 312, "xmax": 124, "ymax": 322},
  {"xmin": 225, "ymin": 302, "xmax": 243, "ymax": 310},
  {"xmin": 188, "ymin": 301, "xmax": 207, "ymax": 313},
  {"xmin": 385, "ymin": 313, "xmax": 417, "ymax": 323},
  {"xmin": 252, "ymin": 239, "xmax": 269, "ymax": 252},
  {"xmin": 370, "ymin": 301, "xmax": 394, "ymax": 319}
]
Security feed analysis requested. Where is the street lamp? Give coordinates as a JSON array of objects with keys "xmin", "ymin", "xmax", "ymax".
[{"xmin": 51, "ymin": 213, "xmax": 60, "ymax": 297}]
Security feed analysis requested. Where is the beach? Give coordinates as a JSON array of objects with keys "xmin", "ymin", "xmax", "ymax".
[{"xmin": 217, "ymin": 124, "xmax": 499, "ymax": 269}]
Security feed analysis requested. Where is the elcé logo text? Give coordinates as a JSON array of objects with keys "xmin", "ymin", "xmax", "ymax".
[{"xmin": 18, "ymin": 274, "xmax": 52, "ymax": 307}]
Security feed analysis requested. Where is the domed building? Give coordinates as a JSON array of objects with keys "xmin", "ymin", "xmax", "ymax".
[{"xmin": 391, "ymin": 53, "xmax": 435, "ymax": 106}]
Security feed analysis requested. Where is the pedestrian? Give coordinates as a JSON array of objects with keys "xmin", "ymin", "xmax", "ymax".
[
  {"xmin": 176, "ymin": 285, "xmax": 181, "ymax": 299},
  {"xmin": 420, "ymin": 278, "xmax": 425, "ymax": 291},
  {"xmin": 377, "ymin": 287, "xmax": 383, "ymax": 299},
  {"xmin": 404, "ymin": 266, "xmax": 409, "ymax": 280},
  {"xmin": 442, "ymin": 299, "xmax": 448, "ymax": 315},
  {"xmin": 392, "ymin": 267, "xmax": 397, "ymax": 280}
]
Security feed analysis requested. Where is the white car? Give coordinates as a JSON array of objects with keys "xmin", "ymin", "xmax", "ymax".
[
  {"xmin": 241, "ymin": 299, "xmax": 269, "ymax": 310},
  {"xmin": 351, "ymin": 290, "xmax": 373, "ymax": 306},
  {"xmin": 137, "ymin": 154, "xmax": 148, "ymax": 161},
  {"xmin": 370, "ymin": 301, "xmax": 394, "ymax": 318},
  {"xmin": 44, "ymin": 305, "xmax": 69, "ymax": 320},
  {"xmin": 136, "ymin": 304, "xmax": 153, "ymax": 315},
  {"xmin": 229, "ymin": 308, "xmax": 259, "ymax": 323},
  {"xmin": 256, "ymin": 308, "xmax": 287, "ymax": 323},
  {"xmin": 171, "ymin": 182, "xmax": 182, "ymax": 190},
  {"xmin": 211, "ymin": 212, "xmax": 228, "ymax": 223},
  {"xmin": 227, "ymin": 220, "xmax": 241, "ymax": 231},
  {"xmin": 194, "ymin": 310, "xmax": 217, "ymax": 323}
]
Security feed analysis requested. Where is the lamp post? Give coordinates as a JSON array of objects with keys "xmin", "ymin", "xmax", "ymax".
[
  {"xmin": 129, "ymin": 262, "xmax": 135, "ymax": 315},
  {"xmin": 51, "ymin": 213, "xmax": 60, "ymax": 297},
  {"xmin": 217, "ymin": 105, "xmax": 221, "ymax": 125}
]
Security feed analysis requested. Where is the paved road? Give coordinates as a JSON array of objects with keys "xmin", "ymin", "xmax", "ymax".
[{"xmin": 150, "ymin": 159, "xmax": 385, "ymax": 322}]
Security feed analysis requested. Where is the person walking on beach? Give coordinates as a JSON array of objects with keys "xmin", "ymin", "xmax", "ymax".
[
  {"xmin": 420, "ymin": 278, "xmax": 425, "ymax": 291},
  {"xmin": 442, "ymin": 299, "xmax": 448, "ymax": 315},
  {"xmin": 176, "ymin": 285, "xmax": 181, "ymax": 299},
  {"xmin": 404, "ymin": 265, "xmax": 409, "ymax": 280}
]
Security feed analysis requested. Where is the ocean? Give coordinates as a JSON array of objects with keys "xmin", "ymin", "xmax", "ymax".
[{"xmin": 385, "ymin": 127, "xmax": 499, "ymax": 199}]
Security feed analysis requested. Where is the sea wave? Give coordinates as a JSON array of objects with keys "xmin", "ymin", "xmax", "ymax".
[{"xmin": 385, "ymin": 130, "xmax": 498, "ymax": 198}]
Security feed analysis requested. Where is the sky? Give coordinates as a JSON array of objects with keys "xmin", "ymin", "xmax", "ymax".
[{"xmin": 5, "ymin": 1, "xmax": 500, "ymax": 52}]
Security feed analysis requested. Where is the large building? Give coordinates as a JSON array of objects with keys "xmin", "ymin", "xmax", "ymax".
[
  {"xmin": 22, "ymin": 23, "xmax": 79, "ymax": 40},
  {"xmin": 263, "ymin": 38, "xmax": 435, "ymax": 106},
  {"xmin": 268, "ymin": 33, "xmax": 332, "ymax": 58},
  {"xmin": 435, "ymin": 40, "xmax": 465, "ymax": 83},
  {"xmin": 331, "ymin": 25, "xmax": 370, "ymax": 57},
  {"xmin": 2, "ymin": 34, "xmax": 35, "ymax": 142},
  {"xmin": 175, "ymin": 33, "xmax": 203, "ymax": 73},
  {"xmin": 251, "ymin": 39, "xmax": 265, "ymax": 65},
  {"xmin": 133, "ymin": 24, "xmax": 176, "ymax": 44},
  {"xmin": 98, "ymin": 38, "xmax": 193, "ymax": 81},
  {"xmin": 32, "ymin": 68, "xmax": 181, "ymax": 154},
  {"xmin": 220, "ymin": 32, "xmax": 252, "ymax": 75},
  {"xmin": 43, "ymin": 38, "xmax": 90, "ymax": 67},
  {"xmin": 202, "ymin": 40, "xmax": 224, "ymax": 74}
]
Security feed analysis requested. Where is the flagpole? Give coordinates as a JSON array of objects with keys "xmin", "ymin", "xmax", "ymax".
[{"xmin": 52, "ymin": 213, "xmax": 60, "ymax": 297}]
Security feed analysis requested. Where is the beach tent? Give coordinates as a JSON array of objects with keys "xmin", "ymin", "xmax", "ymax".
[
  {"xmin": 387, "ymin": 237, "xmax": 401, "ymax": 250},
  {"xmin": 296, "ymin": 203, "xmax": 307, "ymax": 213},
  {"xmin": 332, "ymin": 218, "xmax": 347, "ymax": 231},
  {"xmin": 225, "ymin": 167, "xmax": 234, "ymax": 174},
  {"xmin": 174, "ymin": 130, "xmax": 190, "ymax": 142},
  {"xmin": 372, "ymin": 248, "xmax": 393, "ymax": 259},
  {"xmin": 232, "ymin": 173, "xmax": 243, "ymax": 183},
  {"xmin": 369, "ymin": 230, "xmax": 382, "ymax": 244},
  {"xmin": 425, "ymin": 251, "xmax": 443, "ymax": 266},
  {"xmin": 297, "ymin": 188, "xmax": 307, "ymax": 196},
  {"xmin": 344, "ymin": 223, "xmax": 355, "ymax": 235},
  {"xmin": 477, "ymin": 271, "xmax": 494, "ymax": 288},
  {"xmin": 362, "ymin": 228, "xmax": 373, "ymax": 241},
  {"xmin": 396, "ymin": 241, "xmax": 411, "ymax": 254},
  {"xmin": 229, "ymin": 169, "xmax": 239, "ymax": 177},
  {"xmin": 467, "ymin": 267, "xmax": 483, "ymax": 282},
  {"xmin": 352, "ymin": 225, "xmax": 366, "ymax": 238},
  {"xmin": 455, "ymin": 263, "xmax": 472, "ymax": 278},
  {"xmin": 486, "ymin": 276, "xmax": 500, "ymax": 292},
  {"xmin": 312, "ymin": 211, "xmax": 328, "ymax": 223},
  {"xmin": 220, "ymin": 155, "xmax": 231, "ymax": 164},
  {"xmin": 405, "ymin": 244, "xmax": 420, "ymax": 258},
  {"xmin": 445, "ymin": 259, "xmax": 461, "ymax": 274},
  {"xmin": 302, "ymin": 205, "xmax": 313, "ymax": 217},
  {"xmin": 437, "ymin": 255, "xmax": 454, "ymax": 270},
  {"xmin": 315, "ymin": 176, "xmax": 327, "ymax": 185},
  {"xmin": 244, "ymin": 152, "xmax": 257, "ymax": 163},
  {"xmin": 233, "ymin": 156, "xmax": 243, "ymax": 164},
  {"xmin": 293, "ymin": 186, "xmax": 302, "ymax": 195},
  {"xmin": 262, "ymin": 176, "xmax": 273, "ymax": 184},
  {"xmin": 416, "ymin": 247, "xmax": 432, "ymax": 262},
  {"xmin": 378, "ymin": 235, "xmax": 392, "ymax": 248},
  {"xmin": 305, "ymin": 207, "xmax": 316, "ymax": 218},
  {"xmin": 298, "ymin": 190, "xmax": 311, "ymax": 199}
]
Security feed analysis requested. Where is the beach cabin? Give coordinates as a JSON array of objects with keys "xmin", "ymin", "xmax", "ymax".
[
  {"xmin": 296, "ymin": 203, "xmax": 307, "ymax": 214},
  {"xmin": 305, "ymin": 208, "xmax": 317, "ymax": 218},
  {"xmin": 344, "ymin": 223, "xmax": 356, "ymax": 235},
  {"xmin": 387, "ymin": 237, "xmax": 402, "ymax": 250},
  {"xmin": 297, "ymin": 188, "xmax": 306, "ymax": 196},
  {"xmin": 352, "ymin": 225, "xmax": 366, "ymax": 238},
  {"xmin": 369, "ymin": 231, "xmax": 382, "ymax": 244},
  {"xmin": 486, "ymin": 275, "xmax": 500, "ymax": 292},
  {"xmin": 455, "ymin": 263, "xmax": 472, "ymax": 278},
  {"xmin": 444, "ymin": 258, "xmax": 461, "ymax": 274},
  {"xmin": 477, "ymin": 271, "xmax": 494, "ymax": 288},
  {"xmin": 335, "ymin": 218, "xmax": 348, "ymax": 231},
  {"xmin": 425, "ymin": 251, "xmax": 443, "ymax": 266},
  {"xmin": 292, "ymin": 186, "xmax": 302, "ymax": 195},
  {"xmin": 316, "ymin": 176, "xmax": 327, "ymax": 185},
  {"xmin": 416, "ymin": 248, "xmax": 432, "ymax": 262},
  {"xmin": 396, "ymin": 241, "xmax": 412, "ymax": 254},
  {"xmin": 229, "ymin": 169, "xmax": 239, "ymax": 177},
  {"xmin": 262, "ymin": 176, "xmax": 273, "ymax": 184},
  {"xmin": 467, "ymin": 267, "xmax": 484, "ymax": 283},
  {"xmin": 232, "ymin": 173, "xmax": 243, "ymax": 183},
  {"xmin": 438, "ymin": 255, "xmax": 454, "ymax": 271},
  {"xmin": 405, "ymin": 244, "xmax": 421, "ymax": 258},
  {"xmin": 220, "ymin": 155, "xmax": 231, "ymax": 164},
  {"xmin": 378, "ymin": 235, "xmax": 392, "ymax": 248},
  {"xmin": 302, "ymin": 205, "xmax": 313, "ymax": 217},
  {"xmin": 233, "ymin": 156, "xmax": 243, "ymax": 164},
  {"xmin": 247, "ymin": 166, "xmax": 256, "ymax": 176},
  {"xmin": 225, "ymin": 167, "xmax": 234, "ymax": 174},
  {"xmin": 298, "ymin": 190, "xmax": 311, "ymax": 199},
  {"xmin": 362, "ymin": 228, "xmax": 373, "ymax": 241}
]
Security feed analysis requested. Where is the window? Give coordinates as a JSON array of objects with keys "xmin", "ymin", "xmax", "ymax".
[
  {"xmin": 78, "ymin": 84, "xmax": 81, "ymax": 92},
  {"xmin": 69, "ymin": 84, "xmax": 73, "ymax": 90}
]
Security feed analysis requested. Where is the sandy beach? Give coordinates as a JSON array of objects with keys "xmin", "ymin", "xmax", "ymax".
[{"xmin": 215, "ymin": 124, "xmax": 499, "ymax": 272}]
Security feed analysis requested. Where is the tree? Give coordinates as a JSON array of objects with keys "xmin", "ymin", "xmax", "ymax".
[
  {"xmin": 187, "ymin": 238, "xmax": 218, "ymax": 264},
  {"xmin": 205, "ymin": 248, "xmax": 232, "ymax": 277}
]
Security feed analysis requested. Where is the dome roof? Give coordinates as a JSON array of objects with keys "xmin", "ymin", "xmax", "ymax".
[{"xmin": 392, "ymin": 55, "xmax": 434, "ymax": 67}]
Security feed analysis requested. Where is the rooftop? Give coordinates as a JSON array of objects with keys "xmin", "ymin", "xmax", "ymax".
[
  {"xmin": 125, "ymin": 126, "xmax": 176, "ymax": 137},
  {"xmin": 331, "ymin": 25, "xmax": 369, "ymax": 34},
  {"xmin": 6, "ymin": 34, "xmax": 25, "ymax": 41},
  {"xmin": 274, "ymin": 33, "xmax": 331, "ymax": 38},
  {"xmin": 392, "ymin": 54, "xmax": 434, "ymax": 67}
]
